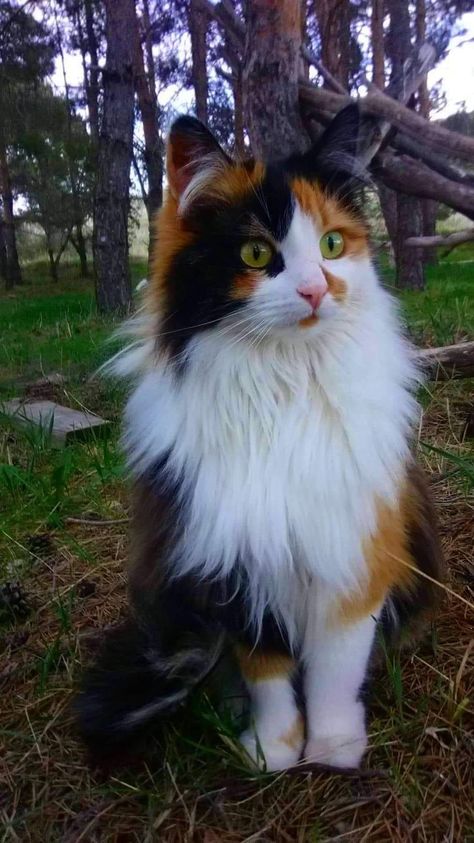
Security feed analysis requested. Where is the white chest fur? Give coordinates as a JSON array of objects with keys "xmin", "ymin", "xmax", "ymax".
[{"xmin": 123, "ymin": 287, "xmax": 418, "ymax": 638}]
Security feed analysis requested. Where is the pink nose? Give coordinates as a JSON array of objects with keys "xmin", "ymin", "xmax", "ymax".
[{"xmin": 297, "ymin": 281, "xmax": 328, "ymax": 311}]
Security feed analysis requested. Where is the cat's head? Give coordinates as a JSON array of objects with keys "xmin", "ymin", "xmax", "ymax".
[{"xmin": 150, "ymin": 105, "xmax": 373, "ymax": 358}]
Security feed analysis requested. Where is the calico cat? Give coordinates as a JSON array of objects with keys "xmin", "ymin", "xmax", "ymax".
[{"xmin": 77, "ymin": 105, "xmax": 443, "ymax": 771}]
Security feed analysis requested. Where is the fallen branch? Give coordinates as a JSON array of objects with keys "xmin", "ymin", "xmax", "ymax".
[
  {"xmin": 405, "ymin": 229, "xmax": 474, "ymax": 249},
  {"xmin": 375, "ymin": 153, "xmax": 474, "ymax": 220},
  {"xmin": 416, "ymin": 341, "xmax": 474, "ymax": 380}
]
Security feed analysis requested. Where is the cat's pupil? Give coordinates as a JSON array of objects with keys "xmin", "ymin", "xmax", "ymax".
[
  {"xmin": 253, "ymin": 244, "xmax": 260, "ymax": 260},
  {"xmin": 327, "ymin": 235, "xmax": 334, "ymax": 251}
]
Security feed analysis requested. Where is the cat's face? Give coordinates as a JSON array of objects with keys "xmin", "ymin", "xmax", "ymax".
[{"xmin": 151, "ymin": 107, "xmax": 372, "ymax": 357}]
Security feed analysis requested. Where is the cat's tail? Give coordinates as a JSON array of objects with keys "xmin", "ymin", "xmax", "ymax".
[{"xmin": 75, "ymin": 611, "xmax": 225, "ymax": 759}]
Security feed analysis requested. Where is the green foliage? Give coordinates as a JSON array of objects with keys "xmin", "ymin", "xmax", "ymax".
[
  {"xmin": 0, "ymin": 2, "xmax": 56, "ymax": 141},
  {"xmin": 10, "ymin": 85, "xmax": 94, "ymax": 271}
]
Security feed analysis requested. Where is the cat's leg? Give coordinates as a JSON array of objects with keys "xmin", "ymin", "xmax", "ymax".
[
  {"xmin": 237, "ymin": 648, "xmax": 303, "ymax": 771},
  {"xmin": 303, "ymin": 592, "xmax": 381, "ymax": 769}
]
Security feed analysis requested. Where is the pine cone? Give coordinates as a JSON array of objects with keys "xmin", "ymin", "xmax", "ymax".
[
  {"xmin": 0, "ymin": 581, "xmax": 30, "ymax": 621},
  {"xmin": 26, "ymin": 533, "xmax": 54, "ymax": 558}
]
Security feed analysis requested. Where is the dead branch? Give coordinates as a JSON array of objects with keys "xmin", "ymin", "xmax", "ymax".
[
  {"xmin": 416, "ymin": 341, "xmax": 474, "ymax": 380},
  {"xmin": 405, "ymin": 229, "xmax": 474, "ymax": 249},
  {"xmin": 363, "ymin": 87, "xmax": 474, "ymax": 164},
  {"xmin": 391, "ymin": 134, "xmax": 474, "ymax": 187},
  {"xmin": 302, "ymin": 47, "xmax": 347, "ymax": 94},
  {"xmin": 375, "ymin": 153, "xmax": 474, "ymax": 220}
]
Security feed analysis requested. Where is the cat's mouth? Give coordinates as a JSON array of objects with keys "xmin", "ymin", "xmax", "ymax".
[{"xmin": 298, "ymin": 313, "xmax": 319, "ymax": 328}]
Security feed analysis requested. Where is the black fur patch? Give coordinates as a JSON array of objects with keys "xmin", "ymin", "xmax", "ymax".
[{"xmin": 161, "ymin": 167, "xmax": 294, "ymax": 358}]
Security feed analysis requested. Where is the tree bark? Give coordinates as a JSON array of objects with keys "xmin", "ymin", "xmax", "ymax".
[
  {"xmin": 232, "ymin": 64, "xmax": 245, "ymax": 156},
  {"xmin": 73, "ymin": 224, "xmax": 89, "ymax": 277},
  {"xmin": 0, "ymin": 145, "xmax": 22, "ymax": 288},
  {"xmin": 405, "ymin": 228, "xmax": 474, "ymax": 250},
  {"xmin": 47, "ymin": 247, "xmax": 59, "ymax": 283},
  {"xmin": 394, "ymin": 193, "xmax": 424, "ymax": 289},
  {"xmin": 371, "ymin": 0, "xmax": 385, "ymax": 88},
  {"xmin": 133, "ymin": 0, "xmax": 163, "ymax": 268},
  {"xmin": 84, "ymin": 0, "xmax": 100, "ymax": 143},
  {"xmin": 189, "ymin": 0, "xmax": 209, "ymax": 123},
  {"xmin": 385, "ymin": 0, "xmax": 424, "ymax": 290},
  {"xmin": 314, "ymin": 0, "xmax": 351, "ymax": 89},
  {"xmin": 413, "ymin": 0, "xmax": 437, "ymax": 266},
  {"xmin": 375, "ymin": 152, "xmax": 474, "ymax": 220},
  {"xmin": 378, "ymin": 183, "xmax": 398, "ymax": 264},
  {"xmin": 0, "ymin": 209, "xmax": 7, "ymax": 281},
  {"xmin": 421, "ymin": 199, "xmax": 438, "ymax": 265},
  {"xmin": 93, "ymin": 0, "xmax": 135, "ymax": 315},
  {"xmin": 417, "ymin": 341, "xmax": 474, "ymax": 381},
  {"xmin": 243, "ymin": 0, "xmax": 308, "ymax": 159}
]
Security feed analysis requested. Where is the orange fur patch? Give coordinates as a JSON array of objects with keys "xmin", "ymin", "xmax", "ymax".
[
  {"xmin": 236, "ymin": 647, "xmax": 295, "ymax": 683},
  {"xmin": 230, "ymin": 271, "xmax": 262, "ymax": 301},
  {"xmin": 148, "ymin": 191, "xmax": 194, "ymax": 305},
  {"xmin": 334, "ymin": 475, "xmax": 429, "ymax": 624},
  {"xmin": 213, "ymin": 161, "xmax": 265, "ymax": 204},
  {"xmin": 299, "ymin": 314, "xmax": 319, "ymax": 328},
  {"xmin": 290, "ymin": 177, "xmax": 369, "ymax": 258},
  {"xmin": 322, "ymin": 268, "xmax": 347, "ymax": 302},
  {"xmin": 280, "ymin": 714, "xmax": 305, "ymax": 750},
  {"xmin": 148, "ymin": 162, "xmax": 266, "ymax": 312}
]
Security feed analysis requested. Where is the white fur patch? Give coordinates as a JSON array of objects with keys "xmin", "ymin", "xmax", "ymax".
[{"xmin": 116, "ymin": 205, "xmax": 420, "ymax": 646}]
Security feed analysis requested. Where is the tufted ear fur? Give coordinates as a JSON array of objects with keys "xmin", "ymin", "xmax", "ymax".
[
  {"xmin": 166, "ymin": 116, "xmax": 232, "ymax": 200},
  {"xmin": 313, "ymin": 104, "xmax": 361, "ymax": 168},
  {"xmin": 286, "ymin": 104, "xmax": 364, "ymax": 192}
]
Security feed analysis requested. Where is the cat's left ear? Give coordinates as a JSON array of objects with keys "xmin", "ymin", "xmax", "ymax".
[
  {"xmin": 315, "ymin": 103, "xmax": 360, "ymax": 167},
  {"xmin": 167, "ymin": 116, "xmax": 232, "ymax": 200},
  {"xmin": 289, "ymin": 104, "xmax": 362, "ymax": 185}
]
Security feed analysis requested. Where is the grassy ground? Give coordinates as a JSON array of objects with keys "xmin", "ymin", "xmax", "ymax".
[{"xmin": 1, "ymin": 256, "xmax": 473, "ymax": 841}]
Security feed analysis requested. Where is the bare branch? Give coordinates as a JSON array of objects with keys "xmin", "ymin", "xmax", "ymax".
[
  {"xmin": 405, "ymin": 229, "xmax": 474, "ymax": 249},
  {"xmin": 364, "ymin": 86, "xmax": 474, "ymax": 164},
  {"xmin": 197, "ymin": 0, "xmax": 244, "ymax": 51},
  {"xmin": 416, "ymin": 342, "xmax": 474, "ymax": 380},
  {"xmin": 302, "ymin": 48, "xmax": 347, "ymax": 94},
  {"xmin": 392, "ymin": 134, "xmax": 474, "ymax": 187},
  {"xmin": 376, "ymin": 153, "xmax": 474, "ymax": 220}
]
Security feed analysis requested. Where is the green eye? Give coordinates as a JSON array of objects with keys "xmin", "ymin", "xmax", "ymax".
[
  {"xmin": 320, "ymin": 231, "xmax": 344, "ymax": 259},
  {"xmin": 240, "ymin": 240, "xmax": 273, "ymax": 269}
]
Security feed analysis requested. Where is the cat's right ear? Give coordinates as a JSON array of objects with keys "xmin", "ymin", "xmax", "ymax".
[{"xmin": 167, "ymin": 116, "xmax": 232, "ymax": 200}]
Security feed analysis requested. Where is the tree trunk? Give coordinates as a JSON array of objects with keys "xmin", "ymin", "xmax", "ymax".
[
  {"xmin": 421, "ymin": 199, "xmax": 438, "ymax": 266},
  {"xmin": 74, "ymin": 224, "xmax": 89, "ymax": 277},
  {"xmin": 394, "ymin": 194, "xmax": 424, "ymax": 289},
  {"xmin": 386, "ymin": 0, "xmax": 425, "ymax": 289},
  {"xmin": 133, "ymin": 0, "xmax": 163, "ymax": 268},
  {"xmin": 93, "ymin": 0, "xmax": 135, "ymax": 315},
  {"xmin": 378, "ymin": 183, "xmax": 398, "ymax": 264},
  {"xmin": 189, "ymin": 0, "xmax": 209, "ymax": 123},
  {"xmin": 300, "ymin": 0, "xmax": 309, "ymax": 81},
  {"xmin": 84, "ymin": 0, "xmax": 100, "ymax": 143},
  {"xmin": 232, "ymin": 65, "xmax": 245, "ymax": 157},
  {"xmin": 0, "ymin": 145, "xmax": 22, "ymax": 288},
  {"xmin": 48, "ymin": 247, "xmax": 59, "ymax": 283},
  {"xmin": 314, "ymin": 0, "xmax": 351, "ymax": 89},
  {"xmin": 371, "ymin": 0, "xmax": 385, "ymax": 88},
  {"xmin": 414, "ymin": 0, "xmax": 437, "ymax": 266},
  {"xmin": 0, "ymin": 210, "xmax": 7, "ymax": 281},
  {"xmin": 243, "ymin": 0, "xmax": 308, "ymax": 159}
]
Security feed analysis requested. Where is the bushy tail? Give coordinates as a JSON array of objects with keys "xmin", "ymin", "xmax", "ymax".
[{"xmin": 75, "ymin": 613, "xmax": 225, "ymax": 758}]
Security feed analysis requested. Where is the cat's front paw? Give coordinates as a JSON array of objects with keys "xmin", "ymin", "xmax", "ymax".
[
  {"xmin": 304, "ymin": 703, "xmax": 367, "ymax": 769},
  {"xmin": 240, "ymin": 722, "xmax": 303, "ymax": 772}
]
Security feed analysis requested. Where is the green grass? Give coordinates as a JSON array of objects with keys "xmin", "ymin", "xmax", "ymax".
[{"xmin": 1, "ymin": 257, "xmax": 473, "ymax": 841}]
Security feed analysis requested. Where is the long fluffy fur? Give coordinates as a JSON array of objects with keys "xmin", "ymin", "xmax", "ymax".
[{"xmin": 76, "ymin": 109, "xmax": 442, "ymax": 765}]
